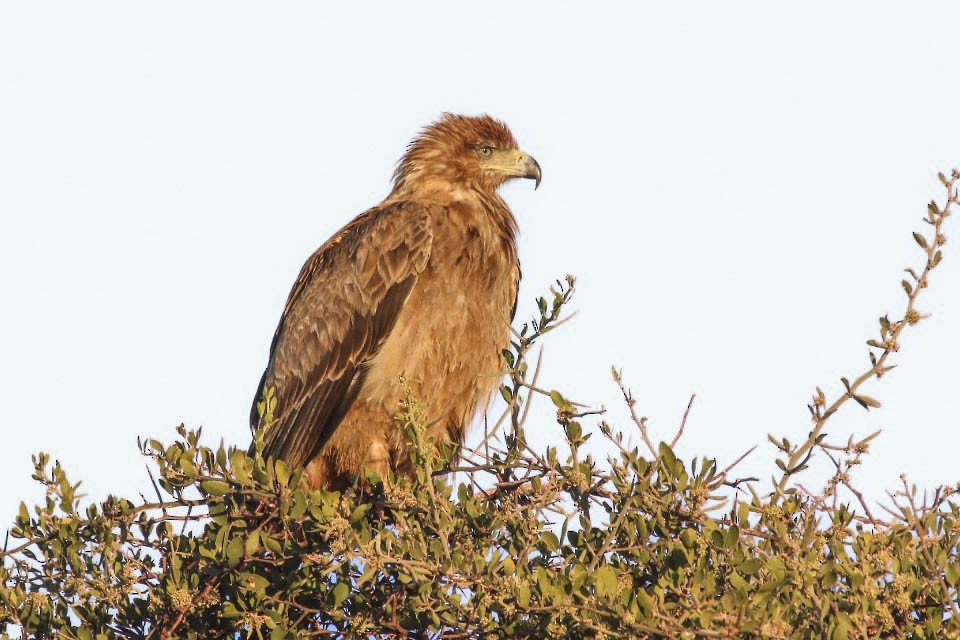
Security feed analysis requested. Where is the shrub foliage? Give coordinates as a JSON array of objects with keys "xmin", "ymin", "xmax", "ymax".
[{"xmin": 3, "ymin": 172, "xmax": 960, "ymax": 639}]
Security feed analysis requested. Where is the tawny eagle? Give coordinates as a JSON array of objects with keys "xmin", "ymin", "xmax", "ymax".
[{"xmin": 251, "ymin": 114, "xmax": 540, "ymax": 490}]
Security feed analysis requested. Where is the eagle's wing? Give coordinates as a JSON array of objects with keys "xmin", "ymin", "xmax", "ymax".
[{"xmin": 251, "ymin": 201, "xmax": 433, "ymax": 468}]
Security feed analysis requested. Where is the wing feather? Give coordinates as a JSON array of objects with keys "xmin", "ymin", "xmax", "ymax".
[{"xmin": 251, "ymin": 202, "xmax": 433, "ymax": 468}]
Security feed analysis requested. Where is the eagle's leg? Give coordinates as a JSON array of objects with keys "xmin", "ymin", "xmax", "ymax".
[
  {"xmin": 303, "ymin": 439, "xmax": 393, "ymax": 493},
  {"xmin": 359, "ymin": 439, "xmax": 393, "ymax": 486},
  {"xmin": 304, "ymin": 455, "xmax": 350, "ymax": 492}
]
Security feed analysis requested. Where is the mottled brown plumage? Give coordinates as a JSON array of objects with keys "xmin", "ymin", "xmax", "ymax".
[{"xmin": 251, "ymin": 114, "xmax": 540, "ymax": 489}]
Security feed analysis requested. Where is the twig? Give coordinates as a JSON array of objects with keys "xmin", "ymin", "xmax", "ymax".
[
  {"xmin": 670, "ymin": 394, "xmax": 696, "ymax": 448},
  {"xmin": 719, "ymin": 445, "xmax": 757, "ymax": 478},
  {"xmin": 776, "ymin": 174, "xmax": 958, "ymax": 493},
  {"xmin": 145, "ymin": 464, "xmax": 168, "ymax": 517},
  {"xmin": 517, "ymin": 348, "xmax": 544, "ymax": 429},
  {"xmin": 612, "ymin": 368, "xmax": 657, "ymax": 458}
]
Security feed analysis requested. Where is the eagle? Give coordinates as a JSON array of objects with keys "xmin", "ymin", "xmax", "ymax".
[{"xmin": 251, "ymin": 114, "xmax": 541, "ymax": 490}]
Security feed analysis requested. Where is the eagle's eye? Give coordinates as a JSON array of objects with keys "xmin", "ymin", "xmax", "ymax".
[{"xmin": 476, "ymin": 145, "xmax": 494, "ymax": 159}]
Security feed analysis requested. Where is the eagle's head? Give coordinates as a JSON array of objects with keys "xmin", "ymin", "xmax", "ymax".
[{"xmin": 392, "ymin": 113, "xmax": 541, "ymax": 197}]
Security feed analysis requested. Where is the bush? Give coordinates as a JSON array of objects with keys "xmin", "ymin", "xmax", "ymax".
[{"xmin": 2, "ymin": 172, "xmax": 960, "ymax": 639}]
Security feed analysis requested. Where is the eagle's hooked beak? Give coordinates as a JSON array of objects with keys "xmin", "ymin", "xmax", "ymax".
[
  {"xmin": 517, "ymin": 151, "xmax": 542, "ymax": 190},
  {"xmin": 484, "ymin": 149, "xmax": 542, "ymax": 189}
]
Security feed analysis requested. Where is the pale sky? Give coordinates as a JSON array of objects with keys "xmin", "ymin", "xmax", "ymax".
[{"xmin": 2, "ymin": 2, "xmax": 960, "ymax": 526}]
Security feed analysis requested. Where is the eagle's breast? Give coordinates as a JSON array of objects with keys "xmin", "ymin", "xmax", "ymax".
[{"xmin": 360, "ymin": 198, "xmax": 519, "ymax": 447}]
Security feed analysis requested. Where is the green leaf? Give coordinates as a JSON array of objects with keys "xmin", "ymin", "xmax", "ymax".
[
  {"xmin": 244, "ymin": 531, "xmax": 260, "ymax": 557},
  {"xmin": 540, "ymin": 531, "xmax": 560, "ymax": 552},
  {"xmin": 200, "ymin": 480, "xmax": 231, "ymax": 496},
  {"xmin": 289, "ymin": 490, "xmax": 307, "ymax": 519},
  {"xmin": 356, "ymin": 563, "xmax": 378, "ymax": 587},
  {"xmin": 946, "ymin": 562, "xmax": 960, "ymax": 586},
  {"xmin": 517, "ymin": 583, "xmax": 531, "ymax": 608},
  {"xmin": 226, "ymin": 536, "xmax": 244, "ymax": 565},
  {"xmin": 549, "ymin": 390, "xmax": 569, "ymax": 409},
  {"xmin": 740, "ymin": 558, "xmax": 762, "ymax": 575},
  {"xmin": 724, "ymin": 525, "xmax": 740, "ymax": 549},
  {"xmin": 238, "ymin": 572, "xmax": 270, "ymax": 596},
  {"xmin": 635, "ymin": 588, "xmax": 653, "ymax": 617},
  {"xmin": 729, "ymin": 571, "xmax": 748, "ymax": 591},
  {"xmin": 350, "ymin": 503, "xmax": 372, "ymax": 526},
  {"xmin": 332, "ymin": 581, "xmax": 350, "ymax": 607},
  {"xmin": 595, "ymin": 565, "xmax": 618, "ymax": 598},
  {"xmin": 270, "ymin": 628, "xmax": 292, "ymax": 640},
  {"xmin": 711, "ymin": 529, "xmax": 725, "ymax": 548},
  {"xmin": 275, "ymin": 460, "xmax": 291, "ymax": 487},
  {"xmin": 658, "ymin": 442, "xmax": 678, "ymax": 469},
  {"xmin": 831, "ymin": 614, "xmax": 851, "ymax": 640},
  {"xmin": 262, "ymin": 534, "xmax": 282, "ymax": 555}
]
